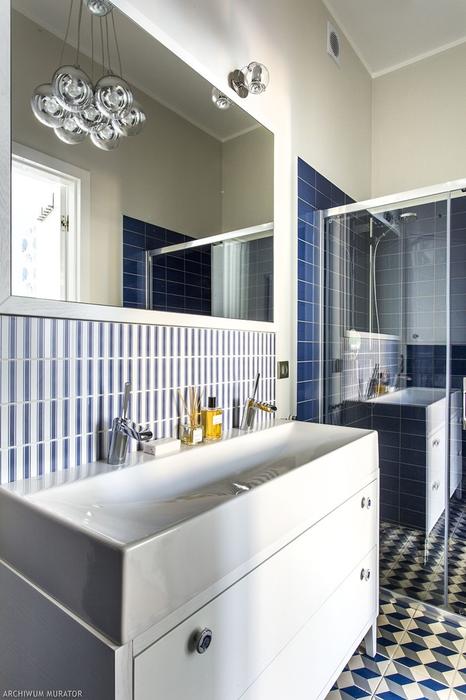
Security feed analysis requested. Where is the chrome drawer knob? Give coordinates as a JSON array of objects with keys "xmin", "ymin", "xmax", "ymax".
[
  {"xmin": 361, "ymin": 496, "xmax": 372, "ymax": 510},
  {"xmin": 432, "ymin": 439, "xmax": 440, "ymax": 447},
  {"xmin": 432, "ymin": 480, "xmax": 440, "ymax": 491},
  {"xmin": 360, "ymin": 568, "xmax": 371, "ymax": 581},
  {"xmin": 194, "ymin": 628, "xmax": 213, "ymax": 654}
]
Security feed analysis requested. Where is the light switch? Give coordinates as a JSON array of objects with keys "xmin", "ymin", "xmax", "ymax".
[{"xmin": 277, "ymin": 361, "xmax": 289, "ymax": 379}]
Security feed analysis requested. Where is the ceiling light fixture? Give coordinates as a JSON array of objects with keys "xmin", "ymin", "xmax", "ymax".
[
  {"xmin": 228, "ymin": 62, "xmax": 270, "ymax": 98},
  {"xmin": 31, "ymin": 0, "xmax": 146, "ymax": 150}
]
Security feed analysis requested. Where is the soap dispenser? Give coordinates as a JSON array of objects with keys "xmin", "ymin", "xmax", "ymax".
[{"xmin": 202, "ymin": 397, "xmax": 223, "ymax": 441}]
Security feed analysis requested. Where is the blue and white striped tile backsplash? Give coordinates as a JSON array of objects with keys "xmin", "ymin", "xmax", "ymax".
[{"xmin": 0, "ymin": 316, "xmax": 276, "ymax": 484}]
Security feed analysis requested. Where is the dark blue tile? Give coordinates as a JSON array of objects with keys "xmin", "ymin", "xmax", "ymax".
[
  {"xmin": 123, "ymin": 230, "xmax": 145, "ymax": 249},
  {"xmin": 298, "ymin": 260, "xmax": 314, "ymax": 283},
  {"xmin": 297, "ymin": 220, "xmax": 318, "ymax": 245},
  {"xmin": 123, "ymin": 215, "xmax": 145, "ymax": 234},
  {"xmin": 123, "ymin": 245, "xmax": 144, "ymax": 262},
  {"xmin": 315, "ymin": 189, "xmax": 331, "ymax": 211},
  {"xmin": 298, "ymin": 321, "xmax": 314, "ymax": 342},
  {"xmin": 315, "ymin": 171, "xmax": 332, "ymax": 198},
  {"xmin": 166, "ymin": 229, "xmax": 188, "ymax": 244},
  {"xmin": 298, "ymin": 178, "xmax": 316, "ymax": 207},
  {"xmin": 331, "ymin": 184, "xmax": 346, "ymax": 207},
  {"xmin": 297, "ymin": 341, "xmax": 318, "ymax": 362},
  {"xmin": 167, "ymin": 281, "xmax": 185, "ymax": 297},
  {"xmin": 123, "ymin": 272, "xmax": 144, "ymax": 290},
  {"xmin": 297, "ymin": 158, "xmax": 315, "ymax": 186},
  {"xmin": 298, "ymin": 199, "xmax": 316, "ymax": 225}
]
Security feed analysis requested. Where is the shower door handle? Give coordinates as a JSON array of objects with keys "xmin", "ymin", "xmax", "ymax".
[{"xmin": 463, "ymin": 378, "xmax": 466, "ymax": 430}]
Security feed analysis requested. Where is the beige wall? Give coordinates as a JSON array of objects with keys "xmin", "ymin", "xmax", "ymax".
[
  {"xmin": 12, "ymin": 11, "xmax": 223, "ymax": 306},
  {"xmin": 372, "ymin": 43, "xmax": 466, "ymax": 197},
  {"xmin": 119, "ymin": 0, "xmax": 373, "ymax": 202},
  {"xmin": 221, "ymin": 127, "xmax": 274, "ymax": 232}
]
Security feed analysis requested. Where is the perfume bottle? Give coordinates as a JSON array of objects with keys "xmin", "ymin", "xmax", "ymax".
[{"xmin": 202, "ymin": 397, "xmax": 223, "ymax": 441}]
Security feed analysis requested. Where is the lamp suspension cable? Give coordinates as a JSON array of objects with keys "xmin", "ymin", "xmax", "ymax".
[{"xmin": 31, "ymin": 0, "xmax": 146, "ymax": 150}]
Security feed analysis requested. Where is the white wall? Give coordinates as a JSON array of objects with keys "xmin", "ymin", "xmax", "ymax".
[
  {"xmin": 115, "ymin": 0, "xmax": 373, "ymax": 416},
  {"xmin": 372, "ymin": 43, "xmax": 466, "ymax": 197},
  {"xmin": 221, "ymin": 127, "xmax": 274, "ymax": 232}
]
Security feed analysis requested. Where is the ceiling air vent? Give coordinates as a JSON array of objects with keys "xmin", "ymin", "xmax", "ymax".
[{"xmin": 327, "ymin": 22, "xmax": 340, "ymax": 65}]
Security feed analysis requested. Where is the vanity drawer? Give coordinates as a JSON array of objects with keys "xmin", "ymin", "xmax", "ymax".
[
  {"xmin": 241, "ymin": 547, "xmax": 378, "ymax": 700},
  {"xmin": 133, "ymin": 478, "xmax": 378, "ymax": 700}
]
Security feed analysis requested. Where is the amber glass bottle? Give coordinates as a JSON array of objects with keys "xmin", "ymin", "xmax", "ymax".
[{"xmin": 202, "ymin": 396, "xmax": 223, "ymax": 441}]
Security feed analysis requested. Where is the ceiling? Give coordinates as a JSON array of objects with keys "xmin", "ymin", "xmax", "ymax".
[
  {"xmin": 323, "ymin": 0, "xmax": 466, "ymax": 77},
  {"xmin": 12, "ymin": 0, "xmax": 260, "ymax": 141}
]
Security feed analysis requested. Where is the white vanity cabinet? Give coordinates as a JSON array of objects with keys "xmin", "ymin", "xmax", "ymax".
[
  {"xmin": 134, "ymin": 480, "xmax": 379, "ymax": 700},
  {"xmin": 0, "ymin": 423, "xmax": 379, "ymax": 700}
]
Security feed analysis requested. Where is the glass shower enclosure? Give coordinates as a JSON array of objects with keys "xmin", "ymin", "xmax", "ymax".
[{"xmin": 320, "ymin": 184, "xmax": 466, "ymax": 615}]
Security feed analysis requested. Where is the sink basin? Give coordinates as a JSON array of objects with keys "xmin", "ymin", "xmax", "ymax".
[
  {"xmin": 369, "ymin": 387, "xmax": 447, "ymax": 407},
  {"xmin": 0, "ymin": 421, "xmax": 377, "ymax": 644}
]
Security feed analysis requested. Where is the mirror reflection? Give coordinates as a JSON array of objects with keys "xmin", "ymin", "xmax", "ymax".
[{"xmin": 11, "ymin": 0, "xmax": 274, "ymax": 321}]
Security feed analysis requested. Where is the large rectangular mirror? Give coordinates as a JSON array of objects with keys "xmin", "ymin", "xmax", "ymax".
[{"xmin": 9, "ymin": 0, "xmax": 274, "ymax": 323}]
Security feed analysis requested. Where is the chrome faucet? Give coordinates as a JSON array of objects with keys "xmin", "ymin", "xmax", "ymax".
[
  {"xmin": 240, "ymin": 373, "xmax": 277, "ymax": 430},
  {"xmin": 394, "ymin": 353, "xmax": 411, "ymax": 390},
  {"xmin": 108, "ymin": 382, "xmax": 153, "ymax": 465}
]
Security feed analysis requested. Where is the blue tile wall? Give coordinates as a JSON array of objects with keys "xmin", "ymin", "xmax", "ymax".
[
  {"xmin": 245, "ymin": 237, "xmax": 273, "ymax": 322},
  {"xmin": 296, "ymin": 157, "xmax": 353, "ymax": 422},
  {"xmin": 0, "ymin": 315, "xmax": 276, "ymax": 483},
  {"xmin": 122, "ymin": 215, "xmax": 212, "ymax": 315}
]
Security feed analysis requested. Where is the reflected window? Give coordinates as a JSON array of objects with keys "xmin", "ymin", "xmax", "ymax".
[{"xmin": 11, "ymin": 149, "xmax": 81, "ymax": 301}]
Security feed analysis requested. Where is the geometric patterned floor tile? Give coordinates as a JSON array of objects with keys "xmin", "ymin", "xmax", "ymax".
[
  {"xmin": 392, "ymin": 633, "xmax": 460, "ymax": 686},
  {"xmin": 327, "ymin": 687, "xmax": 373, "ymax": 699},
  {"xmin": 450, "ymin": 675, "xmax": 466, "ymax": 699},
  {"xmin": 406, "ymin": 612, "xmax": 466, "ymax": 653},
  {"xmin": 333, "ymin": 652, "xmax": 389, "ymax": 694},
  {"xmin": 326, "ymin": 592, "xmax": 466, "ymax": 699},
  {"xmin": 375, "ymin": 668, "xmax": 451, "ymax": 699}
]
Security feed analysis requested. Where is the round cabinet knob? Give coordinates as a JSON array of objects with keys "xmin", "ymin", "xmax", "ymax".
[
  {"xmin": 361, "ymin": 497, "xmax": 366, "ymax": 509},
  {"xmin": 360, "ymin": 568, "xmax": 371, "ymax": 581},
  {"xmin": 195, "ymin": 628, "xmax": 213, "ymax": 654},
  {"xmin": 361, "ymin": 496, "xmax": 372, "ymax": 510},
  {"xmin": 432, "ymin": 439, "xmax": 440, "ymax": 447},
  {"xmin": 432, "ymin": 480, "xmax": 440, "ymax": 491},
  {"xmin": 366, "ymin": 497, "xmax": 372, "ymax": 510}
]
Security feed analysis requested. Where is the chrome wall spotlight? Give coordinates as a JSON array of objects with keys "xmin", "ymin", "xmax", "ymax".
[
  {"xmin": 228, "ymin": 62, "xmax": 270, "ymax": 98},
  {"xmin": 211, "ymin": 87, "xmax": 231, "ymax": 110}
]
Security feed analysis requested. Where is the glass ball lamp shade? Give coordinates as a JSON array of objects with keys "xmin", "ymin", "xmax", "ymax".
[
  {"xmin": 243, "ymin": 62, "xmax": 270, "ymax": 95},
  {"xmin": 54, "ymin": 115, "xmax": 87, "ymax": 144},
  {"xmin": 113, "ymin": 101, "xmax": 146, "ymax": 136},
  {"xmin": 52, "ymin": 65, "xmax": 94, "ymax": 113},
  {"xmin": 74, "ymin": 101, "xmax": 110, "ymax": 134},
  {"xmin": 211, "ymin": 87, "xmax": 231, "ymax": 110},
  {"xmin": 94, "ymin": 75, "xmax": 133, "ymax": 118},
  {"xmin": 31, "ymin": 84, "xmax": 68, "ymax": 128},
  {"xmin": 90, "ymin": 122, "xmax": 120, "ymax": 150},
  {"xmin": 85, "ymin": 0, "xmax": 113, "ymax": 16}
]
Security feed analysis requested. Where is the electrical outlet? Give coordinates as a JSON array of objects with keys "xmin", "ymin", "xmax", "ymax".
[{"xmin": 277, "ymin": 361, "xmax": 289, "ymax": 379}]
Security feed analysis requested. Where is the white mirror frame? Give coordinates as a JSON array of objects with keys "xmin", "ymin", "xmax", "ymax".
[{"xmin": 0, "ymin": 0, "xmax": 276, "ymax": 331}]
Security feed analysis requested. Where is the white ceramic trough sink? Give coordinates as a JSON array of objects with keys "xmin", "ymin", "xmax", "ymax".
[{"xmin": 0, "ymin": 421, "xmax": 377, "ymax": 644}]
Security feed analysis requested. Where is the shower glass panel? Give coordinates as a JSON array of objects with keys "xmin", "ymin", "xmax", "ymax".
[{"xmin": 321, "ymin": 190, "xmax": 466, "ymax": 614}]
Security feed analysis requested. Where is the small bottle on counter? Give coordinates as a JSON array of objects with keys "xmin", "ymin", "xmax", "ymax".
[{"xmin": 202, "ymin": 397, "xmax": 223, "ymax": 441}]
